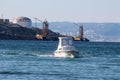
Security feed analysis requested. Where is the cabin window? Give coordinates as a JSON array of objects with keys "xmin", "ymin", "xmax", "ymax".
[
  {"xmin": 62, "ymin": 39, "xmax": 68, "ymax": 46},
  {"xmin": 62, "ymin": 39, "xmax": 73, "ymax": 46}
]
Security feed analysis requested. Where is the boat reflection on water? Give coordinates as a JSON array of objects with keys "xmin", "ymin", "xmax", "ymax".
[{"xmin": 54, "ymin": 37, "xmax": 79, "ymax": 58}]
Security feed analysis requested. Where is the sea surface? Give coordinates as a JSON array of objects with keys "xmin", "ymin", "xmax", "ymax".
[{"xmin": 0, "ymin": 40, "xmax": 120, "ymax": 80}]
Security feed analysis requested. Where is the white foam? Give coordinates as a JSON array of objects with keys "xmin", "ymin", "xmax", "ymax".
[{"xmin": 33, "ymin": 53, "xmax": 54, "ymax": 58}]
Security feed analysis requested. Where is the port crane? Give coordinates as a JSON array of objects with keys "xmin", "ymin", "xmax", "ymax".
[
  {"xmin": 73, "ymin": 23, "xmax": 89, "ymax": 41},
  {"xmin": 33, "ymin": 18, "xmax": 49, "ymax": 39},
  {"xmin": 73, "ymin": 23, "xmax": 84, "ymax": 39}
]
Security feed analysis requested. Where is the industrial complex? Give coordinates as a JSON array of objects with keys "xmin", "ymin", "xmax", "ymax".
[{"xmin": 0, "ymin": 16, "xmax": 89, "ymax": 41}]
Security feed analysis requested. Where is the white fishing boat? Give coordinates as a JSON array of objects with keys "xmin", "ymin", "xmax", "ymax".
[{"xmin": 54, "ymin": 37, "xmax": 79, "ymax": 58}]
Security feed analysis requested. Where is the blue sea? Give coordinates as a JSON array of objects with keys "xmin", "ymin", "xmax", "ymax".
[{"xmin": 0, "ymin": 40, "xmax": 120, "ymax": 80}]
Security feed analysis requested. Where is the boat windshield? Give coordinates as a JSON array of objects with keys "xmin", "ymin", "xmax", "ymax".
[{"xmin": 62, "ymin": 39, "xmax": 73, "ymax": 46}]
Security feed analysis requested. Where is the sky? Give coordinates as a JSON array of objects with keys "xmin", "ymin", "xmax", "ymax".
[{"xmin": 0, "ymin": 0, "xmax": 120, "ymax": 22}]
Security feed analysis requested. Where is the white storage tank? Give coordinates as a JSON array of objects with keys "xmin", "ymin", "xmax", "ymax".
[{"xmin": 12, "ymin": 17, "xmax": 32, "ymax": 28}]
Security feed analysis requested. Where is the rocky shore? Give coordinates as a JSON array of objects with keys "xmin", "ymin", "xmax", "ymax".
[{"xmin": 0, "ymin": 23, "xmax": 60, "ymax": 40}]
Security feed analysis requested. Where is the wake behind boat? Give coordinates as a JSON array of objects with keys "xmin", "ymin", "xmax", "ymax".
[{"xmin": 54, "ymin": 37, "xmax": 79, "ymax": 58}]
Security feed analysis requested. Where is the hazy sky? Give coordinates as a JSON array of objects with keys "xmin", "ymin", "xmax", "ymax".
[{"xmin": 1, "ymin": 0, "xmax": 120, "ymax": 22}]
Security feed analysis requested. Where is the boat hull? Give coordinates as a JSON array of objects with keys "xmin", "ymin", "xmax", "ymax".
[{"xmin": 54, "ymin": 50, "xmax": 79, "ymax": 58}]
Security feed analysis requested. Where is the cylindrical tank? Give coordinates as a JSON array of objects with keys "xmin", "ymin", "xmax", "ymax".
[{"xmin": 12, "ymin": 17, "xmax": 32, "ymax": 28}]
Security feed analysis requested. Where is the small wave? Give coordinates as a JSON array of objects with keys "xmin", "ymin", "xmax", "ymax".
[
  {"xmin": 0, "ymin": 50, "xmax": 19, "ymax": 56},
  {"xmin": 0, "ymin": 50, "xmax": 55, "ymax": 58},
  {"xmin": 0, "ymin": 50, "xmax": 35, "ymax": 56},
  {"xmin": 0, "ymin": 71, "xmax": 32, "ymax": 75}
]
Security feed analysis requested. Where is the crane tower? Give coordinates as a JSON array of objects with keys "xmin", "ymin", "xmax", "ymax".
[
  {"xmin": 79, "ymin": 25, "xmax": 83, "ymax": 39},
  {"xmin": 42, "ymin": 20, "xmax": 49, "ymax": 38}
]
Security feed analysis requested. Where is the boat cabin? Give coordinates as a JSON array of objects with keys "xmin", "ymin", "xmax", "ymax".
[{"xmin": 57, "ymin": 37, "xmax": 76, "ymax": 51}]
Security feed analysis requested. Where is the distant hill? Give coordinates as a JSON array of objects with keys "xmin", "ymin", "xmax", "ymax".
[{"xmin": 34, "ymin": 22, "xmax": 120, "ymax": 42}]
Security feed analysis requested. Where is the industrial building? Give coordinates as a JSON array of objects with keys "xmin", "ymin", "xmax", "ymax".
[{"xmin": 0, "ymin": 19, "xmax": 9, "ymax": 24}]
